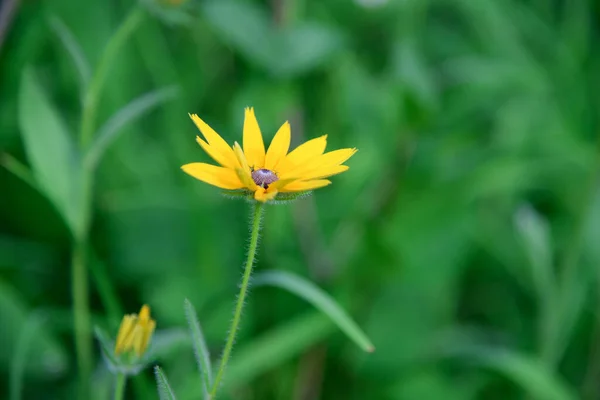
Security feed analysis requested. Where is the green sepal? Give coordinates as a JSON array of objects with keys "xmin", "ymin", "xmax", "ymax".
[
  {"xmin": 221, "ymin": 189, "xmax": 313, "ymax": 204},
  {"xmin": 94, "ymin": 326, "xmax": 188, "ymax": 376}
]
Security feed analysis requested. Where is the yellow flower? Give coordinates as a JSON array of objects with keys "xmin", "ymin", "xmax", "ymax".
[
  {"xmin": 114, "ymin": 305, "xmax": 156, "ymax": 357},
  {"xmin": 181, "ymin": 108, "xmax": 357, "ymax": 202}
]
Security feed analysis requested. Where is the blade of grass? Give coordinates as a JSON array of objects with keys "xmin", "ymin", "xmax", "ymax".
[
  {"xmin": 224, "ymin": 311, "xmax": 333, "ymax": 388},
  {"xmin": 183, "ymin": 299, "xmax": 212, "ymax": 398},
  {"xmin": 179, "ymin": 311, "xmax": 335, "ymax": 396},
  {"xmin": 1, "ymin": 153, "xmax": 39, "ymax": 191},
  {"xmin": 154, "ymin": 366, "xmax": 177, "ymax": 400},
  {"xmin": 462, "ymin": 346, "xmax": 576, "ymax": 400},
  {"xmin": 48, "ymin": 16, "xmax": 91, "ymax": 97},
  {"xmin": 10, "ymin": 312, "xmax": 46, "ymax": 400},
  {"xmin": 84, "ymin": 85, "xmax": 179, "ymax": 169},
  {"xmin": 19, "ymin": 68, "xmax": 83, "ymax": 236},
  {"xmin": 253, "ymin": 270, "xmax": 375, "ymax": 352}
]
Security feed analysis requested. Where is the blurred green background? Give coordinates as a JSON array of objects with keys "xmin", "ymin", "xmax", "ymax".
[{"xmin": 2, "ymin": 0, "xmax": 600, "ymax": 399}]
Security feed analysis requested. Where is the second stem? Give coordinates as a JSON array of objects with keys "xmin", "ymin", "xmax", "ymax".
[{"xmin": 210, "ymin": 202, "xmax": 264, "ymax": 398}]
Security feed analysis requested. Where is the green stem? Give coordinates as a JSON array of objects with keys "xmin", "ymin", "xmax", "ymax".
[
  {"xmin": 114, "ymin": 373, "xmax": 127, "ymax": 400},
  {"xmin": 80, "ymin": 7, "xmax": 143, "ymax": 148},
  {"xmin": 72, "ymin": 241, "xmax": 91, "ymax": 399},
  {"xmin": 210, "ymin": 202, "xmax": 264, "ymax": 398}
]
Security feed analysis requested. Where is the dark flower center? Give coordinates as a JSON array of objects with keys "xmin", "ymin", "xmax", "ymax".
[{"xmin": 251, "ymin": 168, "xmax": 279, "ymax": 188}]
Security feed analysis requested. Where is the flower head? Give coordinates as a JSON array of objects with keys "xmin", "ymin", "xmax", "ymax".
[
  {"xmin": 181, "ymin": 108, "xmax": 357, "ymax": 202},
  {"xmin": 114, "ymin": 305, "xmax": 156, "ymax": 357}
]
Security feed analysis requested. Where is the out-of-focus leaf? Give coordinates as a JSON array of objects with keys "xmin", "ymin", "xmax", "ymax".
[
  {"xmin": 85, "ymin": 85, "xmax": 179, "ymax": 169},
  {"xmin": 225, "ymin": 312, "xmax": 333, "ymax": 387},
  {"xmin": 253, "ymin": 270, "xmax": 375, "ymax": 352},
  {"xmin": 452, "ymin": 344, "xmax": 576, "ymax": 400},
  {"xmin": 94, "ymin": 326, "xmax": 119, "ymax": 372},
  {"xmin": 155, "ymin": 366, "xmax": 177, "ymax": 400},
  {"xmin": 183, "ymin": 299, "xmax": 212, "ymax": 397},
  {"xmin": 140, "ymin": 0, "xmax": 194, "ymax": 26},
  {"xmin": 1, "ymin": 153, "xmax": 39, "ymax": 192},
  {"xmin": 202, "ymin": 1, "xmax": 274, "ymax": 68},
  {"xmin": 274, "ymin": 23, "xmax": 343, "ymax": 77},
  {"xmin": 202, "ymin": 0, "xmax": 343, "ymax": 77},
  {"xmin": 10, "ymin": 312, "xmax": 46, "ymax": 400},
  {"xmin": 0, "ymin": 280, "xmax": 68, "ymax": 377},
  {"xmin": 48, "ymin": 16, "xmax": 91, "ymax": 97},
  {"xmin": 144, "ymin": 328, "xmax": 190, "ymax": 362},
  {"xmin": 180, "ymin": 311, "xmax": 334, "ymax": 396},
  {"xmin": 0, "ymin": 235, "xmax": 59, "ymax": 271},
  {"xmin": 391, "ymin": 40, "xmax": 438, "ymax": 111},
  {"xmin": 18, "ymin": 68, "xmax": 84, "ymax": 236},
  {"xmin": 514, "ymin": 204, "xmax": 555, "ymax": 305},
  {"xmin": 88, "ymin": 251, "xmax": 123, "ymax": 327}
]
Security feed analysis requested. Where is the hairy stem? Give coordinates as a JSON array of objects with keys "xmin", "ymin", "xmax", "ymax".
[{"xmin": 210, "ymin": 202, "xmax": 264, "ymax": 398}]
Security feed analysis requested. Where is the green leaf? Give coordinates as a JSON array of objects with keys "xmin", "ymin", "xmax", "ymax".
[
  {"xmin": 225, "ymin": 312, "xmax": 333, "ymax": 388},
  {"xmin": 48, "ymin": 16, "xmax": 91, "ymax": 96},
  {"xmin": 84, "ymin": 85, "xmax": 179, "ymax": 169},
  {"xmin": 202, "ymin": 1, "xmax": 274, "ymax": 69},
  {"xmin": 94, "ymin": 326, "xmax": 119, "ymax": 372},
  {"xmin": 514, "ymin": 204, "xmax": 554, "ymax": 295},
  {"xmin": 183, "ymin": 299, "xmax": 212, "ymax": 398},
  {"xmin": 143, "ymin": 328, "xmax": 190, "ymax": 363},
  {"xmin": 202, "ymin": 0, "xmax": 343, "ymax": 77},
  {"xmin": 274, "ymin": 23, "xmax": 344, "ymax": 77},
  {"xmin": 140, "ymin": 0, "xmax": 194, "ymax": 26},
  {"xmin": 18, "ymin": 68, "xmax": 84, "ymax": 236},
  {"xmin": 0, "ymin": 281, "xmax": 68, "ymax": 378},
  {"xmin": 253, "ymin": 270, "xmax": 375, "ymax": 352},
  {"xmin": 458, "ymin": 345, "xmax": 576, "ymax": 400},
  {"xmin": 1, "ymin": 153, "xmax": 39, "ymax": 192},
  {"xmin": 154, "ymin": 366, "xmax": 177, "ymax": 400},
  {"xmin": 10, "ymin": 313, "xmax": 47, "ymax": 400},
  {"xmin": 180, "ymin": 311, "xmax": 334, "ymax": 395}
]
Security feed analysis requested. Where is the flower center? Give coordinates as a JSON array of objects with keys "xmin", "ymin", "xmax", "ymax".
[{"xmin": 251, "ymin": 168, "xmax": 279, "ymax": 188}]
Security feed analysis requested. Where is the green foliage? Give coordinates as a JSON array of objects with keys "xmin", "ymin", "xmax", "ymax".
[
  {"xmin": 18, "ymin": 68, "xmax": 84, "ymax": 236},
  {"xmin": 154, "ymin": 366, "xmax": 177, "ymax": 400},
  {"xmin": 253, "ymin": 270, "xmax": 375, "ymax": 352},
  {"xmin": 183, "ymin": 299, "xmax": 212, "ymax": 398},
  {"xmin": 3, "ymin": 0, "xmax": 600, "ymax": 399}
]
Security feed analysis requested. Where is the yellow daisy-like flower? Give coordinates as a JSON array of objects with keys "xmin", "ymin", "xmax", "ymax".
[
  {"xmin": 181, "ymin": 108, "xmax": 357, "ymax": 202},
  {"xmin": 114, "ymin": 305, "xmax": 156, "ymax": 357}
]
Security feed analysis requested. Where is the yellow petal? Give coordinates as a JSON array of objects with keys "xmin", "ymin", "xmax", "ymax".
[
  {"xmin": 269, "ymin": 177, "xmax": 297, "ymax": 190},
  {"xmin": 264, "ymin": 121, "xmax": 291, "ymax": 170},
  {"xmin": 300, "ymin": 165, "xmax": 349, "ymax": 181},
  {"xmin": 182, "ymin": 163, "xmax": 244, "ymax": 190},
  {"xmin": 115, "ymin": 315, "xmax": 136, "ymax": 355},
  {"xmin": 242, "ymin": 107, "xmax": 265, "ymax": 169},
  {"xmin": 254, "ymin": 187, "xmax": 278, "ymax": 202},
  {"xmin": 139, "ymin": 305, "xmax": 151, "ymax": 323},
  {"xmin": 316, "ymin": 148, "xmax": 357, "ymax": 168},
  {"xmin": 137, "ymin": 320, "xmax": 156, "ymax": 357},
  {"xmin": 189, "ymin": 114, "xmax": 238, "ymax": 168},
  {"xmin": 281, "ymin": 147, "xmax": 356, "ymax": 179},
  {"xmin": 120, "ymin": 322, "xmax": 138, "ymax": 352},
  {"xmin": 233, "ymin": 142, "xmax": 257, "ymax": 190},
  {"xmin": 280, "ymin": 179, "xmax": 332, "ymax": 192},
  {"xmin": 195, "ymin": 136, "xmax": 237, "ymax": 169},
  {"xmin": 277, "ymin": 135, "xmax": 327, "ymax": 177}
]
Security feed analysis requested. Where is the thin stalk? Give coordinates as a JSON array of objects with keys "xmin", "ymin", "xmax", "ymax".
[
  {"xmin": 210, "ymin": 202, "xmax": 264, "ymax": 398},
  {"xmin": 114, "ymin": 373, "xmax": 127, "ymax": 400},
  {"xmin": 72, "ymin": 240, "xmax": 91, "ymax": 399},
  {"xmin": 80, "ymin": 7, "xmax": 143, "ymax": 148},
  {"xmin": 71, "ymin": 7, "xmax": 143, "ymax": 399}
]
